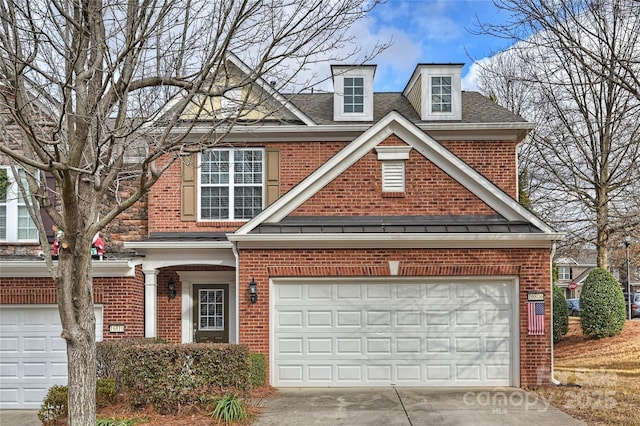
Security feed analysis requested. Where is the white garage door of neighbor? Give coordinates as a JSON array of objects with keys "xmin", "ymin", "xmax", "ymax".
[
  {"xmin": 272, "ymin": 279, "xmax": 516, "ymax": 387},
  {"xmin": 0, "ymin": 305, "xmax": 103, "ymax": 409}
]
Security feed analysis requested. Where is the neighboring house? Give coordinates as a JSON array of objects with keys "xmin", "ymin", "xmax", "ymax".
[
  {"xmin": 555, "ymin": 253, "xmax": 597, "ymax": 299},
  {"xmin": 0, "ymin": 57, "xmax": 563, "ymax": 409}
]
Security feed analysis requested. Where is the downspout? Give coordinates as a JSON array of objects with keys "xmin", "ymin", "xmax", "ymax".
[
  {"xmin": 550, "ymin": 242, "xmax": 561, "ymax": 385},
  {"xmin": 232, "ymin": 241, "xmax": 240, "ymax": 344}
]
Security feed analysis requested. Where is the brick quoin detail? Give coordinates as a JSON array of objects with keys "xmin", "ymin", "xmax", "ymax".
[{"xmin": 239, "ymin": 247, "xmax": 552, "ymax": 388}]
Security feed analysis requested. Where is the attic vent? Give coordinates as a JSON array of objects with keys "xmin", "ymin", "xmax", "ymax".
[
  {"xmin": 382, "ymin": 161, "xmax": 405, "ymax": 192},
  {"xmin": 375, "ymin": 145, "xmax": 412, "ymax": 193}
]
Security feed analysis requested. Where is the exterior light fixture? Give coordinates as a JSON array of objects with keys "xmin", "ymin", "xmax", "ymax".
[
  {"xmin": 168, "ymin": 279, "xmax": 177, "ymax": 299},
  {"xmin": 249, "ymin": 278, "xmax": 258, "ymax": 304}
]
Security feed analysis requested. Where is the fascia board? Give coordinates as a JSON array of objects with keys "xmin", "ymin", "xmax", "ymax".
[
  {"xmin": 0, "ymin": 259, "xmax": 139, "ymax": 277},
  {"xmin": 163, "ymin": 121, "xmax": 534, "ymax": 137},
  {"xmin": 228, "ymin": 232, "xmax": 565, "ymax": 249}
]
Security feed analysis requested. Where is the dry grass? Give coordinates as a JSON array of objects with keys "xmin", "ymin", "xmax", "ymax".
[{"xmin": 532, "ymin": 318, "xmax": 640, "ymax": 426}]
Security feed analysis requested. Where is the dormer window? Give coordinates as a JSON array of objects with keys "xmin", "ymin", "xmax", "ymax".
[
  {"xmin": 344, "ymin": 77, "xmax": 364, "ymax": 113},
  {"xmin": 403, "ymin": 64, "xmax": 462, "ymax": 121},
  {"xmin": 332, "ymin": 64, "xmax": 376, "ymax": 121},
  {"xmin": 431, "ymin": 76, "xmax": 452, "ymax": 113}
]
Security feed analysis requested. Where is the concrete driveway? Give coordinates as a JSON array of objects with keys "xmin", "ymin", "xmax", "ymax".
[{"xmin": 253, "ymin": 387, "xmax": 585, "ymax": 426}]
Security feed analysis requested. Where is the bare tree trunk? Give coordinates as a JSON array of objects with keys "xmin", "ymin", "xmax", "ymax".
[{"xmin": 57, "ymin": 244, "xmax": 96, "ymax": 425}]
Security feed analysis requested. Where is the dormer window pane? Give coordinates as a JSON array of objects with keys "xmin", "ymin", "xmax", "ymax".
[
  {"xmin": 431, "ymin": 76, "xmax": 452, "ymax": 113},
  {"xmin": 344, "ymin": 77, "xmax": 364, "ymax": 113}
]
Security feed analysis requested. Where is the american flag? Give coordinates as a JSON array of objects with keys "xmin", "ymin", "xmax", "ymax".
[{"xmin": 528, "ymin": 301, "xmax": 545, "ymax": 335}]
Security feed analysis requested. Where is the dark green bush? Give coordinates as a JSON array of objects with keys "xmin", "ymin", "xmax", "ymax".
[
  {"xmin": 97, "ymin": 338, "xmax": 166, "ymax": 384},
  {"xmin": 119, "ymin": 343, "xmax": 251, "ymax": 414},
  {"xmin": 580, "ymin": 268, "xmax": 626, "ymax": 339},
  {"xmin": 38, "ymin": 385, "xmax": 68, "ymax": 425},
  {"xmin": 552, "ymin": 283, "xmax": 569, "ymax": 343},
  {"xmin": 250, "ymin": 353, "xmax": 267, "ymax": 387}
]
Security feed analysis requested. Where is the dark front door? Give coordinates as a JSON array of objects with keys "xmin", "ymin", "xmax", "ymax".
[{"xmin": 193, "ymin": 284, "xmax": 229, "ymax": 343}]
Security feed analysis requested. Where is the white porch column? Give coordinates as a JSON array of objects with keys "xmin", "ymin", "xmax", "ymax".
[{"xmin": 143, "ymin": 269, "xmax": 159, "ymax": 338}]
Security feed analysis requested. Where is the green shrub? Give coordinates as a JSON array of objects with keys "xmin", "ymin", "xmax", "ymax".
[
  {"xmin": 210, "ymin": 392, "xmax": 247, "ymax": 424},
  {"xmin": 38, "ymin": 378, "xmax": 120, "ymax": 424},
  {"xmin": 38, "ymin": 385, "xmax": 68, "ymax": 425},
  {"xmin": 97, "ymin": 338, "xmax": 167, "ymax": 384},
  {"xmin": 552, "ymin": 283, "xmax": 569, "ymax": 342},
  {"xmin": 96, "ymin": 378, "xmax": 118, "ymax": 408},
  {"xmin": 250, "ymin": 353, "xmax": 267, "ymax": 388},
  {"xmin": 580, "ymin": 268, "xmax": 626, "ymax": 338},
  {"xmin": 119, "ymin": 343, "xmax": 251, "ymax": 414}
]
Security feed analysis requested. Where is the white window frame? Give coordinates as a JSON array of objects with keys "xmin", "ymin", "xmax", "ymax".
[
  {"xmin": 198, "ymin": 148, "xmax": 265, "ymax": 221},
  {"xmin": 343, "ymin": 77, "xmax": 365, "ymax": 114},
  {"xmin": 558, "ymin": 266, "xmax": 572, "ymax": 281},
  {"xmin": 0, "ymin": 167, "xmax": 38, "ymax": 242},
  {"xmin": 198, "ymin": 288, "xmax": 225, "ymax": 331},
  {"xmin": 431, "ymin": 76, "xmax": 452, "ymax": 113}
]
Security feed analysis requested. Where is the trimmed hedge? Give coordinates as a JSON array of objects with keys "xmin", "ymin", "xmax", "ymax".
[
  {"xmin": 250, "ymin": 353, "xmax": 267, "ymax": 387},
  {"xmin": 119, "ymin": 343, "xmax": 251, "ymax": 414},
  {"xmin": 580, "ymin": 268, "xmax": 626, "ymax": 339},
  {"xmin": 97, "ymin": 338, "xmax": 166, "ymax": 384},
  {"xmin": 552, "ymin": 283, "xmax": 569, "ymax": 343}
]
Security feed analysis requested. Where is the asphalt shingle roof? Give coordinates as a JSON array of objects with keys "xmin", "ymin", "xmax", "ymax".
[{"xmin": 284, "ymin": 91, "xmax": 526, "ymax": 125}]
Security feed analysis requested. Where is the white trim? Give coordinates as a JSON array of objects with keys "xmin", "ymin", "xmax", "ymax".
[
  {"xmin": 0, "ymin": 259, "xmax": 139, "ymax": 277},
  {"xmin": 234, "ymin": 111, "xmax": 558, "ymax": 236},
  {"xmin": 229, "ymin": 232, "xmax": 564, "ymax": 249},
  {"xmin": 178, "ymin": 270, "xmax": 236, "ymax": 344},
  {"xmin": 375, "ymin": 146, "xmax": 412, "ymax": 160}
]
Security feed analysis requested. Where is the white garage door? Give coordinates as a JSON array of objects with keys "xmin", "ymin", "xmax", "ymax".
[
  {"xmin": 0, "ymin": 305, "xmax": 103, "ymax": 409},
  {"xmin": 272, "ymin": 278, "xmax": 516, "ymax": 387}
]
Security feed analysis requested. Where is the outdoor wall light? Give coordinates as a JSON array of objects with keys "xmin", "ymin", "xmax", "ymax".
[
  {"xmin": 249, "ymin": 278, "xmax": 258, "ymax": 304},
  {"xmin": 168, "ymin": 279, "xmax": 177, "ymax": 299}
]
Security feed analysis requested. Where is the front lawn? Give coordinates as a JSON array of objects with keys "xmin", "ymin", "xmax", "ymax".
[{"xmin": 533, "ymin": 318, "xmax": 640, "ymax": 426}]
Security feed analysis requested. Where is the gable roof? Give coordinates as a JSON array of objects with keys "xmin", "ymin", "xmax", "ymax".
[
  {"xmin": 157, "ymin": 53, "xmax": 316, "ymax": 127},
  {"xmin": 230, "ymin": 111, "xmax": 562, "ymax": 247}
]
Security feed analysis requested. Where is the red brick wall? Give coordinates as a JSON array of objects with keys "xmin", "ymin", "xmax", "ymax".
[
  {"xmin": 146, "ymin": 137, "xmax": 517, "ymax": 233},
  {"xmin": 291, "ymin": 142, "xmax": 497, "ymax": 216},
  {"xmin": 238, "ymin": 247, "xmax": 552, "ymax": 388},
  {"xmin": 0, "ymin": 267, "xmax": 145, "ymax": 340}
]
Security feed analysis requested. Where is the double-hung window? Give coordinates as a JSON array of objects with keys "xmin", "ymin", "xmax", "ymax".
[
  {"xmin": 0, "ymin": 167, "xmax": 38, "ymax": 241},
  {"xmin": 343, "ymin": 77, "xmax": 364, "ymax": 113},
  {"xmin": 200, "ymin": 148, "xmax": 264, "ymax": 220},
  {"xmin": 558, "ymin": 266, "xmax": 572, "ymax": 281},
  {"xmin": 431, "ymin": 76, "xmax": 452, "ymax": 113}
]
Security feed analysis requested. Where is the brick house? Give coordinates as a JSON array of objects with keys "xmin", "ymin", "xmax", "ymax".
[{"xmin": 0, "ymin": 57, "xmax": 562, "ymax": 408}]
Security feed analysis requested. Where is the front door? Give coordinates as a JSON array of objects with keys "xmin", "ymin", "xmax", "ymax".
[{"xmin": 193, "ymin": 284, "xmax": 229, "ymax": 343}]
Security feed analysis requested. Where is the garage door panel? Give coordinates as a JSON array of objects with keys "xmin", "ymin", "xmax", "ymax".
[
  {"xmin": 0, "ymin": 305, "xmax": 103, "ymax": 409},
  {"xmin": 273, "ymin": 279, "xmax": 514, "ymax": 387}
]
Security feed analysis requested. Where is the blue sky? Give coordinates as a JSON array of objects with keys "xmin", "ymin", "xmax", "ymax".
[{"xmin": 350, "ymin": 0, "xmax": 514, "ymax": 92}]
